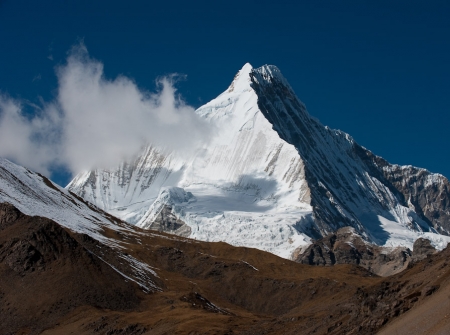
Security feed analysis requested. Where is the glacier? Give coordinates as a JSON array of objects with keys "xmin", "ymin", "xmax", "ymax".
[{"xmin": 68, "ymin": 63, "xmax": 450, "ymax": 258}]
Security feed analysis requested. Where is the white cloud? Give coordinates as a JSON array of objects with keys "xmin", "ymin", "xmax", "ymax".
[
  {"xmin": 0, "ymin": 43, "xmax": 211, "ymax": 180},
  {"xmin": 0, "ymin": 96, "xmax": 61, "ymax": 175}
]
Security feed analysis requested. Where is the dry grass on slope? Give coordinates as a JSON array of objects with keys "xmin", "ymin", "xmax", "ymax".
[{"xmin": 2, "ymin": 202, "xmax": 450, "ymax": 335}]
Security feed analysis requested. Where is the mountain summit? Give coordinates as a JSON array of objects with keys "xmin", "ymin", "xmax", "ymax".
[{"xmin": 68, "ymin": 64, "xmax": 450, "ymax": 259}]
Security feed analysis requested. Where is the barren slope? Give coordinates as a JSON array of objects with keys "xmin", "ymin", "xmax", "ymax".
[{"xmin": 2, "ymin": 201, "xmax": 450, "ymax": 335}]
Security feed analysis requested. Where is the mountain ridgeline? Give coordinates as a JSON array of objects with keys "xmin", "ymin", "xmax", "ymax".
[
  {"xmin": 68, "ymin": 64, "xmax": 450, "ymax": 259},
  {"xmin": 249, "ymin": 65, "xmax": 450, "ymax": 238}
]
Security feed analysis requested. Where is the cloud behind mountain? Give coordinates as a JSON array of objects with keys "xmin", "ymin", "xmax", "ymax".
[{"xmin": 0, "ymin": 43, "xmax": 210, "ymax": 179}]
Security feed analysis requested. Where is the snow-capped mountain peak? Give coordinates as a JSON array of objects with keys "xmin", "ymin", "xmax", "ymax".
[
  {"xmin": 226, "ymin": 62, "xmax": 253, "ymax": 93},
  {"xmin": 68, "ymin": 64, "xmax": 450, "ymax": 258}
]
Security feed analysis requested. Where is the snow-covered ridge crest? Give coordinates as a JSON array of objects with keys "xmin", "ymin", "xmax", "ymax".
[
  {"xmin": 0, "ymin": 157, "xmax": 119, "ymax": 245},
  {"xmin": 68, "ymin": 63, "xmax": 450, "ymax": 257},
  {"xmin": 226, "ymin": 62, "xmax": 253, "ymax": 93},
  {"xmin": 68, "ymin": 63, "xmax": 314, "ymax": 258}
]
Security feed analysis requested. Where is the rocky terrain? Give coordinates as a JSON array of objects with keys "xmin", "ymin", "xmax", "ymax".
[
  {"xmin": 2, "ymin": 200, "xmax": 450, "ymax": 335},
  {"xmin": 296, "ymin": 227, "xmax": 438, "ymax": 276}
]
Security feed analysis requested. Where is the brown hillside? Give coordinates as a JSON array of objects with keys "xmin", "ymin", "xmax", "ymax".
[{"xmin": 1, "ymin": 202, "xmax": 450, "ymax": 335}]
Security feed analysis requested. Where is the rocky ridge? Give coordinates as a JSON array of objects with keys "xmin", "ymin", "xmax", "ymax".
[{"xmin": 296, "ymin": 228, "xmax": 441, "ymax": 276}]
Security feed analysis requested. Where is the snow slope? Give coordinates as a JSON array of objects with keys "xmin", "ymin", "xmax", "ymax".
[
  {"xmin": 68, "ymin": 63, "xmax": 450, "ymax": 258},
  {"xmin": 0, "ymin": 157, "xmax": 123, "ymax": 245},
  {"xmin": 68, "ymin": 64, "xmax": 313, "ymax": 258}
]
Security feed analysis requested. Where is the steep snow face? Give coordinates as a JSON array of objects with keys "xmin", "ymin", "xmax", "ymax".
[
  {"xmin": 179, "ymin": 63, "xmax": 311, "ymax": 210},
  {"xmin": 68, "ymin": 145, "xmax": 186, "ymax": 225},
  {"xmin": 68, "ymin": 63, "xmax": 314, "ymax": 258},
  {"xmin": 378, "ymin": 163, "xmax": 450, "ymax": 234},
  {"xmin": 68, "ymin": 63, "xmax": 450, "ymax": 257}
]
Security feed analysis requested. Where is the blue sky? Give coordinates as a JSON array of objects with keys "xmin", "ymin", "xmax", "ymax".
[{"xmin": 0, "ymin": 0, "xmax": 449, "ymax": 185}]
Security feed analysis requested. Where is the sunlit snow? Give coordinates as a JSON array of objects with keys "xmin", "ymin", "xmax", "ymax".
[{"xmin": 68, "ymin": 63, "xmax": 450, "ymax": 258}]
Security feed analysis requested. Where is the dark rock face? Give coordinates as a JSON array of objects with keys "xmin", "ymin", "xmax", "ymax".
[
  {"xmin": 250, "ymin": 67, "xmax": 354, "ymax": 236},
  {"xmin": 383, "ymin": 164, "xmax": 450, "ymax": 233},
  {"xmin": 0, "ymin": 202, "xmax": 24, "ymax": 230},
  {"xmin": 249, "ymin": 66, "xmax": 450, "ymax": 244},
  {"xmin": 354, "ymin": 147, "xmax": 450, "ymax": 234},
  {"xmin": 296, "ymin": 227, "xmax": 412, "ymax": 276},
  {"xmin": 412, "ymin": 237, "xmax": 437, "ymax": 262}
]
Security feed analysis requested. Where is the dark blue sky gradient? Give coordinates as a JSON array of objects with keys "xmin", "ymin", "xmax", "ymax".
[{"xmin": 1, "ymin": 0, "xmax": 449, "ymax": 185}]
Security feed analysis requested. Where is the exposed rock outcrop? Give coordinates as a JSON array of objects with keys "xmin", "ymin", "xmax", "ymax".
[
  {"xmin": 250, "ymin": 66, "xmax": 450, "ymax": 244},
  {"xmin": 412, "ymin": 237, "xmax": 437, "ymax": 262},
  {"xmin": 296, "ymin": 227, "xmax": 412, "ymax": 276},
  {"xmin": 354, "ymin": 148, "xmax": 450, "ymax": 235},
  {"xmin": 145, "ymin": 205, "xmax": 191, "ymax": 237}
]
